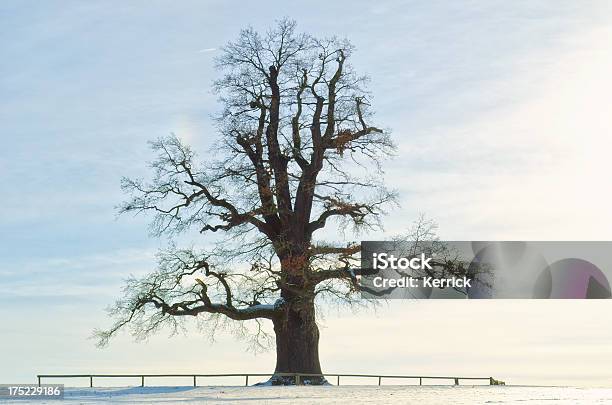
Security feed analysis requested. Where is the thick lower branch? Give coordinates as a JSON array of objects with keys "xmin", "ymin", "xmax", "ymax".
[{"xmin": 152, "ymin": 298, "xmax": 279, "ymax": 321}]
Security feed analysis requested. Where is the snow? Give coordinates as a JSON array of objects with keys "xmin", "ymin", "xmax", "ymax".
[
  {"xmin": 7, "ymin": 385, "xmax": 612, "ymax": 404},
  {"xmin": 241, "ymin": 297, "xmax": 285, "ymax": 313},
  {"xmin": 274, "ymin": 297, "xmax": 286, "ymax": 308},
  {"xmin": 241, "ymin": 304, "xmax": 276, "ymax": 313}
]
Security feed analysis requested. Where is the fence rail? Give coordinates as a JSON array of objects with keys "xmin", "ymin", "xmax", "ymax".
[{"xmin": 37, "ymin": 373, "xmax": 505, "ymax": 387}]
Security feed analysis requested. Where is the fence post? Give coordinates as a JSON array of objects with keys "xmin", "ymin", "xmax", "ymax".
[
  {"xmin": 90, "ymin": 376, "xmax": 93, "ymax": 388},
  {"xmin": 193, "ymin": 376, "xmax": 197, "ymax": 387},
  {"xmin": 419, "ymin": 377, "xmax": 422, "ymax": 386},
  {"xmin": 245, "ymin": 375, "xmax": 249, "ymax": 386},
  {"xmin": 141, "ymin": 376, "xmax": 144, "ymax": 387},
  {"xmin": 294, "ymin": 374, "xmax": 300, "ymax": 385},
  {"xmin": 378, "ymin": 376, "xmax": 381, "ymax": 386},
  {"xmin": 37, "ymin": 376, "xmax": 41, "ymax": 387},
  {"xmin": 337, "ymin": 375, "xmax": 340, "ymax": 386},
  {"xmin": 454, "ymin": 378, "xmax": 459, "ymax": 386}
]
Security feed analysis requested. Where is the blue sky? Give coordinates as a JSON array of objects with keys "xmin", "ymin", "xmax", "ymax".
[{"xmin": 2, "ymin": 0, "xmax": 612, "ymax": 386}]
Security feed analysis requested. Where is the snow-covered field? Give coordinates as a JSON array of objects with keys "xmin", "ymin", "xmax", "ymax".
[{"xmin": 6, "ymin": 385, "xmax": 612, "ymax": 404}]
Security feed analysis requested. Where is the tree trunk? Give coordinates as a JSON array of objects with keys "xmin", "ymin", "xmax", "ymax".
[{"xmin": 268, "ymin": 297, "xmax": 327, "ymax": 385}]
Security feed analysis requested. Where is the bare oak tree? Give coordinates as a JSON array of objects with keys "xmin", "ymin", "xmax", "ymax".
[{"xmin": 96, "ymin": 19, "xmax": 395, "ymax": 384}]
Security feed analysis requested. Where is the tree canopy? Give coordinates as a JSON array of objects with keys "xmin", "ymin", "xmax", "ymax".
[{"xmin": 96, "ymin": 19, "xmax": 395, "ymax": 364}]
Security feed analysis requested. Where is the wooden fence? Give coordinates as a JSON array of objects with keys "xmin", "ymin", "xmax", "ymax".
[{"xmin": 37, "ymin": 373, "xmax": 505, "ymax": 387}]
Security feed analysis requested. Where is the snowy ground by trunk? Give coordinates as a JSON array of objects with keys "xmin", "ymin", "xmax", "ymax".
[{"xmin": 6, "ymin": 385, "xmax": 612, "ymax": 404}]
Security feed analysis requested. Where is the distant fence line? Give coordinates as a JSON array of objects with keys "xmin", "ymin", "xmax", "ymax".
[{"xmin": 37, "ymin": 373, "xmax": 505, "ymax": 387}]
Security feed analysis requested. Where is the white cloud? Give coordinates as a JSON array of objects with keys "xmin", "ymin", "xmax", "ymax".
[
  {"xmin": 0, "ymin": 248, "xmax": 157, "ymax": 298},
  {"xmin": 389, "ymin": 25, "xmax": 612, "ymax": 240}
]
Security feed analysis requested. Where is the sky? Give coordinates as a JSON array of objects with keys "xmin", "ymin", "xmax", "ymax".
[{"xmin": 1, "ymin": 0, "xmax": 612, "ymax": 387}]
